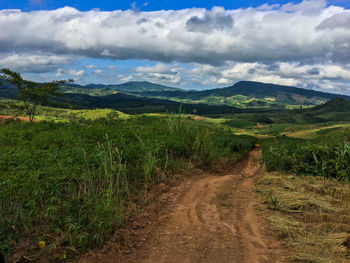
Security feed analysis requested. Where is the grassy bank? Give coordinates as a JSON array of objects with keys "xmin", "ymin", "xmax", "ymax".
[
  {"xmin": 260, "ymin": 127, "xmax": 350, "ymax": 181},
  {"xmin": 258, "ymin": 124, "xmax": 350, "ymax": 262},
  {"xmin": 0, "ymin": 115, "xmax": 256, "ymax": 261}
]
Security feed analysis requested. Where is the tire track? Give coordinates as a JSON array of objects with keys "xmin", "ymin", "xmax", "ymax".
[
  {"xmin": 141, "ymin": 148, "xmax": 284, "ymax": 263},
  {"xmin": 76, "ymin": 148, "xmax": 285, "ymax": 263}
]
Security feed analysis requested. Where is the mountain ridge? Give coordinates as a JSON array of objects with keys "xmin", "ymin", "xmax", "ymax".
[
  {"xmin": 2, "ymin": 78, "xmax": 350, "ymax": 111},
  {"xmin": 62, "ymin": 80, "xmax": 350, "ymax": 109}
]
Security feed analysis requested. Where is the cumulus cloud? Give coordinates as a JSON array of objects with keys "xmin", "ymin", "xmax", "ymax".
[
  {"xmin": 316, "ymin": 11, "xmax": 350, "ymax": 29},
  {"xmin": 0, "ymin": 53, "xmax": 72, "ymax": 73},
  {"xmin": 55, "ymin": 69, "xmax": 63, "ymax": 77},
  {"xmin": 135, "ymin": 72, "xmax": 181, "ymax": 83},
  {"xmin": 68, "ymin": 69, "xmax": 84, "ymax": 80},
  {"xmin": 186, "ymin": 7, "xmax": 234, "ymax": 32},
  {"xmin": 132, "ymin": 63, "xmax": 182, "ymax": 84},
  {"xmin": 183, "ymin": 61, "xmax": 350, "ymax": 93},
  {"xmin": 0, "ymin": 1, "xmax": 349, "ymax": 92},
  {"xmin": 135, "ymin": 63, "xmax": 177, "ymax": 74},
  {"xmin": 281, "ymin": 0, "xmax": 327, "ymax": 14},
  {"xmin": 0, "ymin": 2, "xmax": 349, "ymax": 65}
]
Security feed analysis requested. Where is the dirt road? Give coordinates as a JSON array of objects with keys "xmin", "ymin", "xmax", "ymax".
[{"xmin": 77, "ymin": 148, "xmax": 284, "ymax": 263}]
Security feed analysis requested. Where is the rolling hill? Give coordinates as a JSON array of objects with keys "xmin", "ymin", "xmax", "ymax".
[
  {"xmin": 219, "ymin": 98, "xmax": 350, "ymax": 130},
  {"xmin": 127, "ymin": 81, "xmax": 350, "ymax": 109},
  {"xmin": 61, "ymin": 81, "xmax": 183, "ymax": 95},
  {"xmin": 262, "ymin": 98, "xmax": 350, "ymax": 124},
  {"xmin": 61, "ymin": 81, "xmax": 350, "ymax": 109},
  {"xmin": 64, "ymin": 92, "xmax": 242, "ymax": 115},
  {"xmin": 0, "ymin": 81, "xmax": 242, "ymax": 115},
  {"xmin": 2, "ymin": 78, "xmax": 350, "ymax": 114}
]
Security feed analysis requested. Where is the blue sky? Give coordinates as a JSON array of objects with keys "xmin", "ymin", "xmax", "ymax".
[
  {"xmin": 1, "ymin": 0, "xmax": 350, "ymax": 11},
  {"xmin": 0, "ymin": 0, "xmax": 350, "ymax": 93}
]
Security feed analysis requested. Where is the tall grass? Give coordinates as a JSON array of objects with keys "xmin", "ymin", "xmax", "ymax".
[
  {"xmin": 0, "ymin": 116, "xmax": 256, "ymax": 259},
  {"xmin": 261, "ymin": 129, "xmax": 350, "ymax": 181}
]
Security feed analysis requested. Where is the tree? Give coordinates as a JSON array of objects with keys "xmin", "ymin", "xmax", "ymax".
[{"xmin": 0, "ymin": 68, "xmax": 72, "ymax": 122}]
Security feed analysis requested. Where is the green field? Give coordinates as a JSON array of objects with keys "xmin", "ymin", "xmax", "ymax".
[
  {"xmin": 1, "ymin": 92, "xmax": 350, "ymax": 262},
  {"xmin": 0, "ymin": 112, "xmax": 256, "ymax": 260}
]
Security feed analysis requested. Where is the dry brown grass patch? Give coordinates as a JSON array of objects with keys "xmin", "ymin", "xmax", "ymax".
[{"xmin": 256, "ymin": 172, "xmax": 350, "ymax": 262}]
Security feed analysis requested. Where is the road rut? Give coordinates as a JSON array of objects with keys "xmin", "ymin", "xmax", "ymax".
[{"xmin": 76, "ymin": 148, "xmax": 284, "ymax": 263}]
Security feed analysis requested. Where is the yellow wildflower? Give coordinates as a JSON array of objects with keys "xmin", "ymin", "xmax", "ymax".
[{"xmin": 38, "ymin": 241, "xmax": 46, "ymax": 249}]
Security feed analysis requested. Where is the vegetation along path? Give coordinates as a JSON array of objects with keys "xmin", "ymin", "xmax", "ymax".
[{"xmin": 76, "ymin": 148, "xmax": 284, "ymax": 263}]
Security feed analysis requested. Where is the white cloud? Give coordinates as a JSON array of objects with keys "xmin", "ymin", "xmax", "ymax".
[
  {"xmin": 68, "ymin": 69, "xmax": 84, "ymax": 80},
  {"xmin": 0, "ymin": 3, "xmax": 348, "ymax": 65},
  {"xmin": 135, "ymin": 63, "xmax": 175, "ymax": 74},
  {"xmin": 0, "ymin": 53, "xmax": 72, "ymax": 73},
  {"xmin": 55, "ymin": 69, "xmax": 63, "ymax": 77},
  {"xmin": 217, "ymin": 78, "xmax": 231, "ymax": 84},
  {"xmin": 281, "ymin": 0, "xmax": 327, "ymax": 14},
  {"xmin": 221, "ymin": 63, "xmax": 258, "ymax": 79},
  {"xmin": 135, "ymin": 72, "xmax": 181, "ymax": 83},
  {"xmin": 0, "ymin": 1, "xmax": 349, "ymax": 92},
  {"xmin": 85, "ymin": 64, "xmax": 97, "ymax": 69},
  {"xmin": 118, "ymin": 74, "xmax": 133, "ymax": 82},
  {"xmin": 185, "ymin": 61, "xmax": 350, "ymax": 93},
  {"xmin": 251, "ymin": 75, "xmax": 299, "ymax": 87},
  {"xmin": 131, "ymin": 63, "xmax": 182, "ymax": 84}
]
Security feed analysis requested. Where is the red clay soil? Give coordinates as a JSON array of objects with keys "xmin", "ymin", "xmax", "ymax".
[
  {"xmin": 73, "ymin": 148, "xmax": 285, "ymax": 263},
  {"xmin": 0, "ymin": 115, "xmax": 34, "ymax": 122}
]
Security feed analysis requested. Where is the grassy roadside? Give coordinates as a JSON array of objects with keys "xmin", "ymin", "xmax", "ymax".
[
  {"xmin": 257, "ymin": 125, "xmax": 350, "ymax": 262},
  {"xmin": 256, "ymin": 172, "xmax": 350, "ymax": 262},
  {"xmin": 0, "ymin": 115, "xmax": 256, "ymax": 262},
  {"xmin": 260, "ymin": 127, "xmax": 350, "ymax": 181}
]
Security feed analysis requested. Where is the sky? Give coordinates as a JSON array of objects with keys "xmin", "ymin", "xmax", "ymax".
[{"xmin": 0, "ymin": 0, "xmax": 350, "ymax": 94}]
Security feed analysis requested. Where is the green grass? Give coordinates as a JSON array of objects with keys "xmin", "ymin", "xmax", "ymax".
[
  {"xmin": 0, "ymin": 115, "xmax": 256, "ymax": 261},
  {"xmin": 0, "ymin": 100, "xmax": 131, "ymax": 122},
  {"xmin": 260, "ymin": 127, "xmax": 350, "ymax": 181}
]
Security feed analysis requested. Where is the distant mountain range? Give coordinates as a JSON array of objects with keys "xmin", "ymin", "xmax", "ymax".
[
  {"xmin": 63, "ymin": 81, "xmax": 182, "ymax": 94},
  {"xmin": 61, "ymin": 80, "xmax": 350, "ymax": 110},
  {"xmin": 0, "ymin": 80, "xmax": 240, "ymax": 115},
  {"xmin": 1, "ymin": 79, "xmax": 350, "ymax": 114}
]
